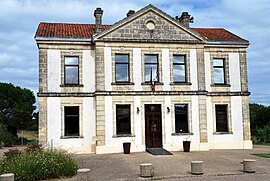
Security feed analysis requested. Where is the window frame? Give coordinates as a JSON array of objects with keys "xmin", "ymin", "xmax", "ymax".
[
  {"xmin": 115, "ymin": 54, "xmax": 130, "ymax": 83},
  {"xmin": 215, "ymin": 105, "xmax": 229, "ymax": 133},
  {"xmin": 144, "ymin": 54, "xmax": 159, "ymax": 83},
  {"xmin": 116, "ymin": 104, "xmax": 131, "ymax": 135},
  {"xmin": 173, "ymin": 55, "xmax": 186, "ymax": 83},
  {"xmin": 213, "ymin": 58, "xmax": 226, "ymax": 85},
  {"xmin": 174, "ymin": 104, "xmax": 189, "ymax": 133},
  {"xmin": 64, "ymin": 56, "xmax": 79, "ymax": 85},
  {"xmin": 64, "ymin": 106, "xmax": 80, "ymax": 137}
]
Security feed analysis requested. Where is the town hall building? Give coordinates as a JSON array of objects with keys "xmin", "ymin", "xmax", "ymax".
[{"xmin": 35, "ymin": 4, "xmax": 252, "ymax": 154}]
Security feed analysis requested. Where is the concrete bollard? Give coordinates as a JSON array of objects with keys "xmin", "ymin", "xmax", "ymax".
[
  {"xmin": 76, "ymin": 168, "xmax": 90, "ymax": 180},
  {"xmin": 0, "ymin": 173, "xmax": 14, "ymax": 181},
  {"xmin": 191, "ymin": 161, "xmax": 203, "ymax": 175},
  {"xmin": 243, "ymin": 159, "xmax": 256, "ymax": 173},
  {"xmin": 140, "ymin": 163, "xmax": 154, "ymax": 177}
]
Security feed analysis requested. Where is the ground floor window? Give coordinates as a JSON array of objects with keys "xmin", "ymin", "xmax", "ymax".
[
  {"xmin": 116, "ymin": 105, "xmax": 131, "ymax": 135},
  {"xmin": 215, "ymin": 105, "xmax": 228, "ymax": 132},
  {"xmin": 64, "ymin": 106, "xmax": 79, "ymax": 136},
  {"xmin": 175, "ymin": 104, "xmax": 188, "ymax": 133}
]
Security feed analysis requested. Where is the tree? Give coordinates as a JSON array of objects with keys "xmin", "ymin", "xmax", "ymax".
[
  {"xmin": 249, "ymin": 103, "xmax": 270, "ymax": 143},
  {"xmin": 0, "ymin": 82, "xmax": 36, "ymax": 137}
]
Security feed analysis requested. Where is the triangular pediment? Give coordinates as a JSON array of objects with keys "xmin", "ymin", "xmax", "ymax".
[{"xmin": 94, "ymin": 4, "xmax": 205, "ymax": 43}]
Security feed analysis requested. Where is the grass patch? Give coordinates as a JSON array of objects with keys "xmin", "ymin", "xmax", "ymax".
[{"xmin": 251, "ymin": 153, "xmax": 270, "ymax": 158}]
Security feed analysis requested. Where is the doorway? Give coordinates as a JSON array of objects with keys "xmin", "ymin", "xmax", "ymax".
[{"xmin": 145, "ymin": 104, "xmax": 162, "ymax": 148}]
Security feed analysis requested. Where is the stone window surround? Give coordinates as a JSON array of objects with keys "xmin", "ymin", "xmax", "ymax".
[
  {"xmin": 170, "ymin": 100, "xmax": 193, "ymax": 135},
  {"xmin": 210, "ymin": 53, "xmax": 230, "ymax": 87},
  {"xmin": 111, "ymin": 48, "xmax": 134, "ymax": 85},
  {"xmin": 141, "ymin": 49, "xmax": 162, "ymax": 83},
  {"xmin": 60, "ymin": 101, "xmax": 84, "ymax": 139},
  {"xmin": 212, "ymin": 102, "xmax": 233, "ymax": 134},
  {"xmin": 60, "ymin": 50, "xmax": 83, "ymax": 87},
  {"xmin": 112, "ymin": 102, "xmax": 135, "ymax": 137},
  {"xmin": 169, "ymin": 49, "xmax": 191, "ymax": 85}
]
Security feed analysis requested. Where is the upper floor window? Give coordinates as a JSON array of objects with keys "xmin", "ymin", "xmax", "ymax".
[
  {"xmin": 65, "ymin": 57, "xmax": 79, "ymax": 84},
  {"xmin": 173, "ymin": 55, "xmax": 186, "ymax": 82},
  {"xmin": 115, "ymin": 54, "xmax": 129, "ymax": 82},
  {"xmin": 215, "ymin": 105, "xmax": 228, "ymax": 132},
  {"xmin": 64, "ymin": 106, "xmax": 79, "ymax": 137},
  {"xmin": 213, "ymin": 59, "xmax": 225, "ymax": 84},
  {"xmin": 116, "ymin": 105, "xmax": 131, "ymax": 135},
  {"xmin": 145, "ymin": 55, "xmax": 159, "ymax": 82},
  {"xmin": 175, "ymin": 104, "xmax": 189, "ymax": 133}
]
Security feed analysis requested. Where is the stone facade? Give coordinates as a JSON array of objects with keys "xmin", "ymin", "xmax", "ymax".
[{"xmin": 36, "ymin": 4, "xmax": 252, "ymax": 153}]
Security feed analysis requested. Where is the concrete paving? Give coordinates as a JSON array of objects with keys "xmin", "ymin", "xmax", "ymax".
[{"xmin": 1, "ymin": 145, "xmax": 270, "ymax": 180}]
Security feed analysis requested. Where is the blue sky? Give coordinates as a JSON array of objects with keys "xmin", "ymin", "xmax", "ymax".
[{"xmin": 0, "ymin": 0, "xmax": 269, "ymax": 106}]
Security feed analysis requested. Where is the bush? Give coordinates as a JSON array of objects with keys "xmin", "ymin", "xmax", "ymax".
[
  {"xmin": 252, "ymin": 122, "xmax": 270, "ymax": 144},
  {"xmin": 0, "ymin": 146, "xmax": 78, "ymax": 181},
  {"xmin": 0, "ymin": 122, "xmax": 15, "ymax": 147},
  {"xmin": 4, "ymin": 149, "xmax": 21, "ymax": 160}
]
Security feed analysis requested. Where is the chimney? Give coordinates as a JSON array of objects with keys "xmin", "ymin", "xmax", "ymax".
[
  {"xmin": 126, "ymin": 10, "xmax": 135, "ymax": 17},
  {"xmin": 94, "ymin": 7, "xmax": 103, "ymax": 33},
  {"xmin": 176, "ymin": 12, "xmax": 194, "ymax": 27}
]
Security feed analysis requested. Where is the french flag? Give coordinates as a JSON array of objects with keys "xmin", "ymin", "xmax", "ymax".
[{"xmin": 150, "ymin": 68, "xmax": 155, "ymax": 92}]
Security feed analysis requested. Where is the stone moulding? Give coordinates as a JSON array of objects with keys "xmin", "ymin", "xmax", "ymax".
[{"xmin": 37, "ymin": 91, "xmax": 250, "ymax": 97}]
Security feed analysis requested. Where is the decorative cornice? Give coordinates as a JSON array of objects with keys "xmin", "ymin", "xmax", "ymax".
[{"xmin": 38, "ymin": 91, "xmax": 250, "ymax": 97}]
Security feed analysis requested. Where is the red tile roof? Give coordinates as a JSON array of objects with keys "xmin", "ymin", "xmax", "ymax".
[
  {"xmin": 35, "ymin": 22, "xmax": 109, "ymax": 39},
  {"xmin": 35, "ymin": 22, "xmax": 248, "ymax": 43},
  {"xmin": 192, "ymin": 28, "xmax": 248, "ymax": 42}
]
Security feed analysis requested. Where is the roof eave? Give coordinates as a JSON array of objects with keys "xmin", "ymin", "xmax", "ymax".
[
  {"xmin": 35, "ymin": 37, "xmax": 92, "ymax": 42},
  {"xmin": 207, "ymin": 41, "xmax": 249, "ymax": 45}
]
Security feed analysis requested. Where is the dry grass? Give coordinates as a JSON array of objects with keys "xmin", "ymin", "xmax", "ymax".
[{"xmin": 17, "ymin": 130, "xmax": 38, "ymax": 140}]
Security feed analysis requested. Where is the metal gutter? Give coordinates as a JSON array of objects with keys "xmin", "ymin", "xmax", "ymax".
[{"xmin": 207, "ymin": 41, "xmax": 249, "ymax": 45}]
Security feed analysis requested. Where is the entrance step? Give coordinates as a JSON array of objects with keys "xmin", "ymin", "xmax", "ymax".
[{"xmin": 146, "ymin": 148, "xmax": 173, "ymax": 155}]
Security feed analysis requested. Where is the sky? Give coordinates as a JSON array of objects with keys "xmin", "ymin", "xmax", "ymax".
[{"xmin": 0, "ymin": 0, "xmax": 269, "ymax": 106}]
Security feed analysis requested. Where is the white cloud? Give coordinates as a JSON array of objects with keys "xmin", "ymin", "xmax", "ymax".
[{"xmin": 0, "ymin": 0, "xmax": 269, "ymax": 105}]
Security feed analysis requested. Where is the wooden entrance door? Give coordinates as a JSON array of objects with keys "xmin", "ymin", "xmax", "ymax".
[{"xmin": 145, "ymin": 104, "xmax": 162, "ymax": 148}]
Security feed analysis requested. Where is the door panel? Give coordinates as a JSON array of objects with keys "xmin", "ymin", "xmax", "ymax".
[{"xmin": 145, "ymin": 105, "xmax": 162, "ymax": 148}]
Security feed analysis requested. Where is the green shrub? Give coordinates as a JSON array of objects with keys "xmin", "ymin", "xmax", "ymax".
[
  {"xmin": 4, "ymin": 149, "xmax": 22, "ymax": 160},
  {"xmin": 0, "ymin": 146, "xmax": 78, "ymax": 181},
  {"xmin": 0, "ymin": 122, "xmax": 15, "ymax": 147},
  {"xmin": 252, "ymin": 122, "xmax": 270, "ymax": 144}
]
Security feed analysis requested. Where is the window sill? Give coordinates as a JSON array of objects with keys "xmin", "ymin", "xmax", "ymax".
[
  {"xmin": 113, "ymin": 134, "xmax": 135, "ymax": 138},
  {"xmin": 170, "ymin": 82, "xmax": 192, "ymax": 85},
  {"xmin": 60, "ymin": 84, "xmax": 84, "ymax": 87},
  {"xmin": 211, "ymin": 84, "xmax": 231, "ymax": 87},
  {"xmin": 141, "ymin": 82, "xmax": 164, "ymax": 85},
  {"xmin": 213, "ymin": 132, "xmax": 233, "ymax": 135},
  {"xmin": 60, "ymin": 136, "xmax": 84, "ymax": 139},
  {"xmin": 172, "ymin": 133, "xmax": 193, "ymax": 136},
  {"xmin": 111, "ymin": 82, "xmax": 135, "ymax": 85}
]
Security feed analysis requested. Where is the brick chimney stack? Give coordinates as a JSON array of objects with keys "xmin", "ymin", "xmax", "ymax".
[
  {"xmin": 176, "ymin": 12, "xmax": 194, "ymax": 27},
  {"xmin": 126, "ymin": 10, "xmax": 135, "ymax": 17},
  {"xmin": 94, "ymin": 7, "xmax": 103, "ymax": 33}
]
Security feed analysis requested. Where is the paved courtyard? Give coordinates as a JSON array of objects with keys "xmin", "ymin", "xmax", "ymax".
[
  {"xmin": 1, "ymin": 145, "xmax": 270, "ymax": 180},
  {"xmin": 72, "ymin": 145, "xmax": 270, "ymax": 180}
]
